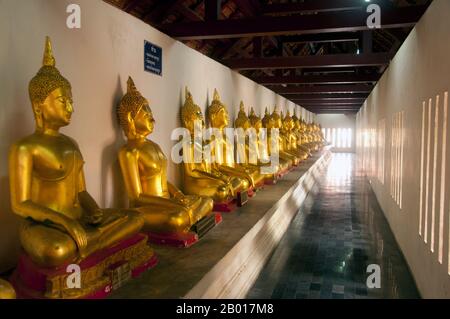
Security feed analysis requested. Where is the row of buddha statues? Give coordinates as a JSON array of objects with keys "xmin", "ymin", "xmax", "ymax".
[{"xmin": 0, "ymin": 37, "xmax": 325, "ymax": 299}]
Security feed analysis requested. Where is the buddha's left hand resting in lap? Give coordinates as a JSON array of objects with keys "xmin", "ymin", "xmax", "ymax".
[
  {"xmin": 8, "ymin": 37, "xmax": 144, "ymax": 268},
  {"xmin": 117, "ymin": 77, "xmax": 213, "ymax": 234}
]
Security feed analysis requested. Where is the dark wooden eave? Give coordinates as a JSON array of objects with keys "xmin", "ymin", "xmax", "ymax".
[
  {"xmin": 103, "ymin": 0, "xmax": 431, "ymax": 114},
  {"xmin": 163, "ymin": 6, "xmax": 427, "ymax": 40}
]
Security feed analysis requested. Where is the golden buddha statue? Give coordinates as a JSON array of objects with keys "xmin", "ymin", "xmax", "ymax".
[
  {"xmin": 307, "ymin": 122, "xmax": 320, "ymax": 151},
  {"xmin": 234, "ymin": 102, "xmax": 276, "ymax": 184},
  {"xmin": 292, "ymin": 113, "xmax": 312, "ymax": 157},
  {"xmin": 281, "ymin": 110, "xmax": 308, "ymax": 161},
  {"xmin": 248, "ymin": 107, "xmax": 261, "ymax": 130},
  {"xmin": 248, "ymin": 107, "xmax": 287, "ymax": 179},
  {"xmin": 299, "ymin": 118, "xmax": 315, "ymax": 153},
  {"xmin": 9, "ymin": 38, "xmax": 154, "ymax": 299},
  {"xmin": 0, "ymin": 279, "xmax": 16, "ymax": 299},
  {"xmin": 315, "ymin": 123, "xmax": 326, "ymax": 147},
  {"xmin": 317, "ymin": 124, "xmax": 326, "ymax": 146},
  {"xmin": 117, "ymin": 78, "xmax": 216, "ymax": 245},
  {"xmin": 180, "ymin": 88, "xmax": 239, "ymax": 208},
  {"xmin": 269, "ymin": 107, "xmax": 301, "ymax": 166},
  {"xmin": 261, "ymin": 107, "xmax": 296, "ymax": 172},
  {"xmin": 207, "ymin": 90, "xmax": 261, "ymax": 193}
]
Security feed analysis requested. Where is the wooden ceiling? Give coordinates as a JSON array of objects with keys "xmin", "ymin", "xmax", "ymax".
[{"xmin": 104, "ymin": 0, "xmax": 431, "ymax": 114}]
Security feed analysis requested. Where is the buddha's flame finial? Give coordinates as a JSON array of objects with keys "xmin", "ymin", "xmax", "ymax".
[
  {"xmin": 250, "ymin": 107, "xmax": 256, "ymax": 116},
  {"xmin": 273, "ymin": 105, "xmax": 279, "ymax": 114},
  {"xmin": 213, "ymin": 88, "xmax": 220, "ymax": 101},
  {"xmin": 185, "ymin": 86, "xmax": 193, "ymax": 102},
  {"xmin": 235, "ymin": 100, "xmax": 249, "ymax": 128},
  {"xmin": 127, "ymin": 76, "xmax": 138, "ymax": 93},
  {"xmin": 265, "ymin": 107, "xmax": 269, "ymax": 115},
  {"xmin": 43, "ymin": 36, "xmax": 56, "ymax": 67}
]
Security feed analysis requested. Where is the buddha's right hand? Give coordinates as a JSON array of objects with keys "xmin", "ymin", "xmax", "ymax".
[
  {"xmin": 58, "ymin": 216, "xmax": 88, "ymax": 256},
  {"xmin": 214, "ymin": 172, "xmax": 230, "ymax": 183}
]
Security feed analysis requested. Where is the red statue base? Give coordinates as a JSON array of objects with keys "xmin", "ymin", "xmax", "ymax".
[
  {"xmin": 11, "ymin": 233, "xmax": 157, "ymax": 299},
  {"xmin": 265, "ymin": 177, "xmax": 277, "ymax": 185},
  {"xmin": 213, "ymin": 199, "xmax": 236, "ymax": 212},
  {"xmin": 147, "ymin": 213, "xmax": 223, "ymax": 248},
  {"xmin": 213, "ymin": 190, "xmax": 248, "ymax": 211}
]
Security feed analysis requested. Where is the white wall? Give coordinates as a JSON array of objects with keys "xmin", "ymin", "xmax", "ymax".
[
  {"xmin": 356, "ymin": 0, "xmax": 450, "ymax": 298},
  {"xmin": 317, "ymin": 114, "xmax": 356, "ymax": 152},
  {"xmin": 0, "ymin": 0, "xmax": 313, "ymax": 272}
]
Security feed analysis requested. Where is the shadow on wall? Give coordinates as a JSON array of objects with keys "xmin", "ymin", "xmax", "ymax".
[
  {"xmin": 0, "ymin": 177, "xmax": 21, "ymax": 273},
  {"xmin": 100, "ymin": 75, "xmax": 128, "ymax": 209},
  {"xmin": 0, "ymin": 91, "xmax": 36, "ymax": 273}
]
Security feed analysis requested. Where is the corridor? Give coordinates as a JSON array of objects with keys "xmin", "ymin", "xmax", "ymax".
[{"xmin": 247, "ymin": 153, "xmax": 419, "ymax": 299}]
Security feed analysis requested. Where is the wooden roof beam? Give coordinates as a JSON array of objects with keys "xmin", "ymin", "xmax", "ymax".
[
  {"xmin": 284, "ymin": 93, "xmax": 368, "ymax": 100},
  {"xmin": 225, "ymin": 53, "xmax": 392, "ymax": 70},
  {"xmin": 252, "ymin": 73, "xmax": 379, "ymax": 85},
  {"xmin": 275, "ymin": 84, "xmax": 374, "ymax": 94},
  {"xmin": 261, "ymin": 0, "xmax": 391, "ymax": 15},
  {"xmin": 164, "ymin": 6, "xmax": 427, "ymax": 40}
]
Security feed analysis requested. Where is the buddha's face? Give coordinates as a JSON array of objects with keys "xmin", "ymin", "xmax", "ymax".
[
  {"xmin": 185, "ymin": 108, "xmax": 204, "ymax": 134},
  {"xmin": 282, "ymin": 119, "xmax": 290, "ymax": 131},
  {"xmin": 38, "ymin": 87, "xmax": 73, "ymax": 128},
  {"xmin": 269, "ymin": 118, "xmax": 277, "ymax": 130},
  {"xmin": 253, "ymin": 121, "xmax": 262, "ymax": 132},
  {"xmin": 290, "ymin": 120, "xmax": 295, "ymax": 131},
  {"xmin": 273, "ymin": 117, "xmax": 282, "ymax": 129},
  {"xmin": 211, "ymin": 107, "xmax": 229, "ymax": 129},
  {"xmin": 133, "ymin": 104, "xmax": 155, "ymax": 137},
  {"xmin": 240, "ymin": 119, "xmax": 251, "ymax": 130}
]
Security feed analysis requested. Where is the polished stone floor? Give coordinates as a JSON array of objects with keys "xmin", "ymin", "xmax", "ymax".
[{"xmin": 247, "ymin": 153, "xmax": 420, "ymax": 299}]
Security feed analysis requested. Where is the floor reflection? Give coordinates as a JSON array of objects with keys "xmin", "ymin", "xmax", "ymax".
[{"xmin": 247, "ymin": 153, "xmax": 419, "ymax": 299}]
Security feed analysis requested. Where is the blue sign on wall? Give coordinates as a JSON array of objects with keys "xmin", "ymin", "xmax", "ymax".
[{"xmin": 144, "ymin": 40, "xmax": 162, "ymax": 76}]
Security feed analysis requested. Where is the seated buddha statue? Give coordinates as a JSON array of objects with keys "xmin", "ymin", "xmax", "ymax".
[
  {"xmin": 281, "ymin": 110, "xmax": 308, "ymax": 161},
  {"xmin": 8, "ymin": 37, "xmax": 146, "ymax": 269},
  {"xmin": 234, "ymin": 102, "xmax": 276, "ymax": 184},
  {"xmin": 261, "ymin": 107, "xmax": 297, "ymax": 171},
  {"xmin": 315, "ymin": 123, "xmax": 326, "ymax": 148},
  {"xmin": 292, "ymin": 113, "xmax": 311, "ymax": 157},
  {"xmin": 318, "ymin": 124, "xmax": 326, "ymax": 146},
  {"xmin": 248, "ymin": 107, "xmax": 287, "ymax": 178},
  {"xmin": 117, "ymin": 78, "xmax": 215, "ymax": 242},
  {"xmin": 269, "ymin": 107, "xmax": 301, "ymax": 166},
  {"xmin": 300, "ymin": 118, "xmax": 316, "ymax": 153},
  {"xmin": 292, "ymin": 113, "xmax": 312, "ymax": 157},
  {"xmin": 307, "ymin": 122, "xmax": 320, "ymax": 151},
  {"xmin": 0, "ymin": 279, "xmax": 16, "ymax": 299},
  {"xmin": 180, "ymin": 88, "xmax": 238, "ymax": 206},
  {"xmin": 207, "ymin": 90, "xmax": 260, "ymax": 192}
]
